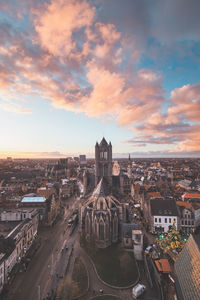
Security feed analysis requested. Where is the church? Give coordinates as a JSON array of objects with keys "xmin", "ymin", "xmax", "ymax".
[{"xmin": 80, "ymin": 138, "xmax": 125, "ymax": 248}]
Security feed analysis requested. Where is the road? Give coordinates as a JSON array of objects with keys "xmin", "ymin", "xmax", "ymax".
[{"xmin": 3, "ymin": 195, "xmax": 80, "ymax": 300}]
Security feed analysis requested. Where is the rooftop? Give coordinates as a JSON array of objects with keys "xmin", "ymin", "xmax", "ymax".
[
  {"xmin": 154, "ymin": 259, "xmax": 171, "ymax": 273},
  {"xmin": 183, "ymin": 193, "xmax": 200, "ymax": 198},
  {"xmin": 150, "ymin": 199, "xmax": 179, "ymax": 216},
  {"xmin": 21, "ymin": 196, "xmax": 46, "ymax": 203}
]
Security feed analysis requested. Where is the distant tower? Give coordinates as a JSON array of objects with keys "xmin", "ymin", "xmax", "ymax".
[{"xmin": 95, "ymin": 138, "xmax": 112, "ymax": 186}]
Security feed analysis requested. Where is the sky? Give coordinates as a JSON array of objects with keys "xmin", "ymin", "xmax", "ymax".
[{"xmin": 0, "ymin": 0, "xmax": 200, "ymax": 158}]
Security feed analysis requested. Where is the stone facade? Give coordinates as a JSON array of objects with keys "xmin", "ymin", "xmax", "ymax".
[
  {"xmin": 80, "ymin": 178, "xmax": 123, "ymax": 248},
  {"xmin": 95, "ymin": 138, "xmax": 112, "ymax": 186}
]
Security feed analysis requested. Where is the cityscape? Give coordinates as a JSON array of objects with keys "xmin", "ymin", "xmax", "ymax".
[
  {"xmin": 0, "ymin": 139, "xmax": 200, "ymax": 300},
  {"xmin": 0, "ymin": 1, "xmax": 200, "ymax": 300}
]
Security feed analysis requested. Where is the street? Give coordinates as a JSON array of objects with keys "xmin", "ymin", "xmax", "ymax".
[{"xmin": 3, "ymin": 195, "xmax": 80, "ymax": 300}]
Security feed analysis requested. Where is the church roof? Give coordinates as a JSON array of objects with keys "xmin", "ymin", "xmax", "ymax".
[
  {"xmin": 93, "ymin": 177, "xmax": 108, "ymax": 197},
  {"xmin": 99, "ymin": 137, "xmax": 108, "ymax": 147}
]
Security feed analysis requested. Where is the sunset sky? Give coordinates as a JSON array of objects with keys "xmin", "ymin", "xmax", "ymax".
[{"xmin": 0, "ymin": 0, "xmax": 200, "ymax": 158}]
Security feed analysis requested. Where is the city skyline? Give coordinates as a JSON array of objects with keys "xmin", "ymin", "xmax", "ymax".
[{"xmin": 0, "ymin": 0, "xmax": 200, "ymax": 158}]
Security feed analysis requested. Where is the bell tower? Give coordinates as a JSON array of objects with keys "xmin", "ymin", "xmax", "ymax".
[{"xmin": 95, "ymin": 138, "xmax": 112, "ymax": 186}]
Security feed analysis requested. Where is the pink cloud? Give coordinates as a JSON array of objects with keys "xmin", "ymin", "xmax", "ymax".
[{"xmin": 34, "ymin": 0, "xmax": 95, "ymax": 57}]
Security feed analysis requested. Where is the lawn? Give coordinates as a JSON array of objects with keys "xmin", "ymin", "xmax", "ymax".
[
  {"xmin": 70, "ymin": 257, "xmax": 88, "ymax": 298},
  {"xmin": 90, "ymin": 244, "xmax": 139, "ymax": 287},
  {"xmin": 55, "ymin": 257, "xmax": 88, "ymax": 300}
]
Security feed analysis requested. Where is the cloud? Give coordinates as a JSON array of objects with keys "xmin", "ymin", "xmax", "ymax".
[
  {"xmin": 0, "ymin": 99, "xmax": 31, "ymax": 114},
  {"xmin": 34, "ymin": 0, "xmax": 95, "ymax": 57},
  {"xmin": 0, "ymin": 0, "xmax": 200, "ymax": 154},
  {"xmin": 150, "ymin": 0, "xmax": 200, "ymax": 43}
]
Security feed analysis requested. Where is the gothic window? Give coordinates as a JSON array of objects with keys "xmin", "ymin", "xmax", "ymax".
[
  {"xmin": 105, "ymin": 219, "xmax": 109, "ymax": 239},
  {"xmin": 86, "ymin": 215, "xmax": 90, "ymax": 234},
  {"xmin": 104, "ymin": 152, "xmax": 107, "ymax": 159},
  {"xmin": 95, "ymin": 219, "xmax": 98, "ymax": 236},
  {"xmin": 99, "ymin": 220, "xmax": 104, "ymax": 240},
  {"xmin": 113, "ymin": 216, "xmax": 118, "ymax": 238},
  {"xmin": 100, "ymin": 152, "xmax": 104, "ymax": 159},
  {"xmin": 100, "ymin": 200, "xmax": 103, "ymax": 210}
]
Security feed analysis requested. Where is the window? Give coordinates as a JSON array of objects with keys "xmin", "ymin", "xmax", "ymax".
[
  {"xmin": 104, "ymin": 152, "xmax": 107, "ymax": 159},
  {"xmin": 185, "ymin": 220, "xmax": 187, "ymax": 225},
  {"xmin": 155, "ymin": 218, "xmax": 157, "ymax": 223},
  {"xmin": 165, "ymin": 218, "xmax": 167, "ymax": 223},
  {"xmin": 188, "ymin": 221, "xmax": 190, "ymax": 225},
  {"xmin": 100, "ymin": 201, "xmax": 103, "ymax": 210},
  {"xmin": 169, "ymin": 218, "xmax": 171, "ymax": 223},
  {"xmin": 99, "ymin": 221, "xmax": 104, "ymax": 240},
  {"xmin": 181, "ymin": 220, "xmax": 184, "ymax": 225},
  {"xmin": 159, "ymin": 218, "xmax": 161, "ymax": 223}
]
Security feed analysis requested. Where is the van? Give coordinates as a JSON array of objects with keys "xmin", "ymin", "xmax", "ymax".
[{"xmin": 132, "ymin": 283, "xmax": 146, "ymax": 298}]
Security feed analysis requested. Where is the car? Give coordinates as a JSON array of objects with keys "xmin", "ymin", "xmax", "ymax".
[
  {"xmin": 132, "ymin": 283, "xmax": 146, "ymax": 298},
  {"xmin": 144, "ymin": 246, "xmax": 153, "ymax": 254}
]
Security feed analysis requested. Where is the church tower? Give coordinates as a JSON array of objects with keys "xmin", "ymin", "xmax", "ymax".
[{"xmin": 95, "ymin": 138, "xmax": 112, "ymax": 186}]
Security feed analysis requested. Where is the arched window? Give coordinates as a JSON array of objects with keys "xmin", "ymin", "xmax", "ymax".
[
  {"xmin": 99, "ymin": 220, "xmax": 104, "ymax": 240},
  {"xmin": 100, "ymin": 200, "xmax": 103, "ymax": 210},
  {"xmin": 105, "ymin": 219, "xmax": 109, "ymax": 239},
  {"xmin": 113, "ymin": 216, "xmax": 118, "ymax": 239},
  {"xmin": 85, "ymin": 214, "xmax": 90, "ymax": 234},
  {"xmin": 94, "ymin": 219, "xmax": 98, "ymax": 236}
]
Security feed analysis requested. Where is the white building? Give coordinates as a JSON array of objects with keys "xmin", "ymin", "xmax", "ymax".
[{"xmin": 149, "ymin": 199, "xmax": 180, "ymax": 233}]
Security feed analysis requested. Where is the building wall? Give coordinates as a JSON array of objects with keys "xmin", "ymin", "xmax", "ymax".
[
  {"xmin": 194, "ymin": 209, "xmax": 200, "ymax": 227},
  {"xmin": 175, "ymin": 235, "xmax": 200, "ymax": 300},
  {"xmin": 0, "ymin": 258, "xmax": 5, "ymax": 294},
  {"xmin": 152, "ymin": 216, "xmax": 178, "ymax": 233}
]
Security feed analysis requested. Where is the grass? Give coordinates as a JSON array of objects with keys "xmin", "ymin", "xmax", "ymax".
[
  {"xmin": 90, "ymin": 243, "xmax": 139, "ymax": 287},
  {"xmin": 70, "ymin": 257, "xmax": 88, "ymax": 298},
  {"xmin": 55, "ymin": 257, "xmax": 88, "ymax": 300}
]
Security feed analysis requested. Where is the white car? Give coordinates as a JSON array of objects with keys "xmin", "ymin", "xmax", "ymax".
[
  {"xmin": 144, "ymin": 246, "xmax": 153, "ymax": 254},
  {"xmin": 132, "ymin": 283, "xmax": 146, "ymax": 298}
]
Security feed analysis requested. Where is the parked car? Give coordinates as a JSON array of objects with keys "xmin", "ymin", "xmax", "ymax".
[
  {"xmin": 132, "ymin": 283, "xmax": 146, "ymax": 298},
  {"xmin": 144, "ymin": 245, "xmax": 153, "ymax": 254}
]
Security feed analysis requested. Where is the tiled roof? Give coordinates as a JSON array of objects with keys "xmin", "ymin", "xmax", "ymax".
[
  {"xmin": 150, "ymin": 199, "xmax": 179, "ymax": 216},
  {"xmin": 155, "ymin": 259, "xmax": 171, "ymax": 273},
  {"xmin": 177, "ymin": 201, "xmax": 191, "ymax": 209},
  {"xmin": 183, "ymin": 193, "xmax": 200, "ymax": 198}
]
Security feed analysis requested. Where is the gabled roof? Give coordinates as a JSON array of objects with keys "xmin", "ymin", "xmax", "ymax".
[
  {"xmin": 150, "ymin": 199, "xmax": 179, "ymax": 216},
  {"xmin": 99, "ymin": 137, "xmax": 108, "ymax": 147}
]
